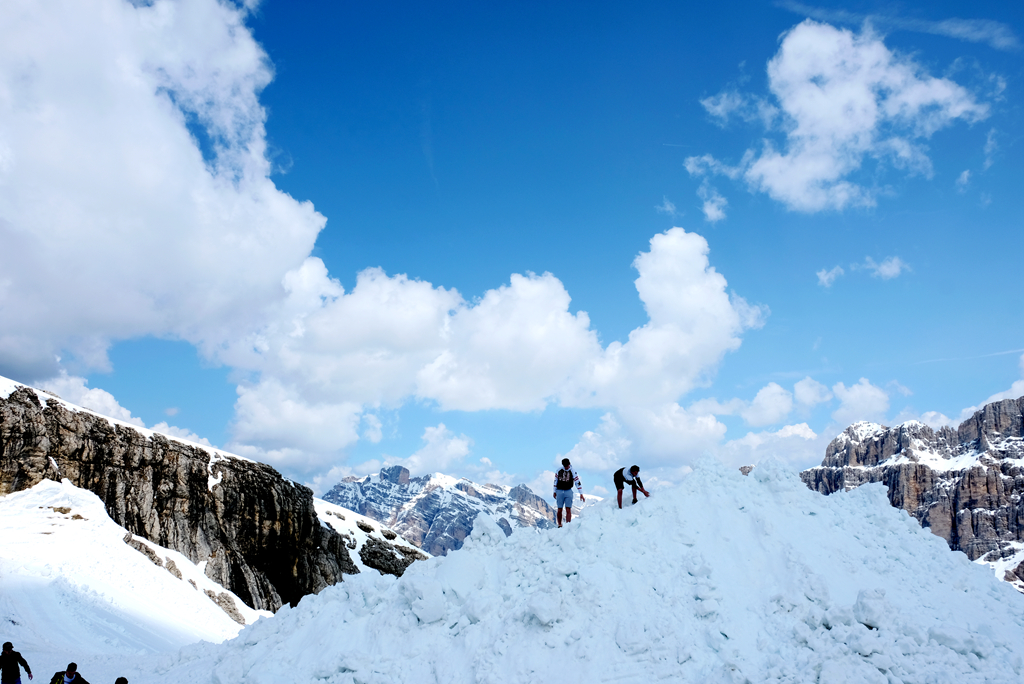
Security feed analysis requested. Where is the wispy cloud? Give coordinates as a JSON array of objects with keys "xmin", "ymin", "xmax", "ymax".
[
  {"xmin": 955, "ymin": 170, "xmax": 970, "ymax": 193},
  {"xmin": 984, "ymin": 128, "xmax": 998, "ymax": 169},
  {"xmin": 816, "ymin": 266, "xmax": 844, "ymax": 287},
  {"xmin": 862, "ymin": 256, "xmax": 910, "ymax": 280},
  {"xmin": 655, "ymin": 196, "xmax": 678, "ymax": 217},
  {"xmin": 777, "ymin": 1, "xmax": 1020, "ymax": 51},
  {"xmin": 697, "ymin": 180, "xmax": 728, "ymax": 223}
]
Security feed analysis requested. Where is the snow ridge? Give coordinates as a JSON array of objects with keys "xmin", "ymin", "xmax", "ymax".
[{"xmin": 146, "ymin": 458, "xmax": 1024, "ymax": 683}]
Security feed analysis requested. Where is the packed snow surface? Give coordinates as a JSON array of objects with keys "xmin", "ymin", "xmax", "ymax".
[
  {"xmin": 0, "ymin": 479, "xmax": 267, "ymax": 681},
  {"xmin": 137, "ymin": 458, "xmax": 1024, "ymax": 683}
]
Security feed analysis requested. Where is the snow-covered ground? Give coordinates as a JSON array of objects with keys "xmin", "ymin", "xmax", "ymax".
[
  {"xmin": 0, "ymin": 479, "xmax": 269, "ymax": 682},
  {"xmin": 123, "ymin": 457, "xmax": 1023, "ymax": 683}
]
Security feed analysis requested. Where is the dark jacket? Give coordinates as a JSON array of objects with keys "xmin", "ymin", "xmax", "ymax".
[
  {"xmin": 0, "ymin": 650, "xmax": 31, "ymax": 684},
  {"xmin": 49, "ymin": 672, "xmax": 90, "ymax": 684}
]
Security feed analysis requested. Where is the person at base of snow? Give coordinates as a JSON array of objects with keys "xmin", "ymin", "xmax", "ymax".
[
  {"xmin": 1, "ymin": 642, "xmax": 33, "ymax": 683},
  {"xmin": 552, "ymin": 457, "xmax": 585, "ymax": 528},
  {"xmin": 613, "ymin": 465, "xmax": 649, "ymax": 508},
  {"xmin": 47, "ymin": 663, "xmax": 88, "ymax": 684}
]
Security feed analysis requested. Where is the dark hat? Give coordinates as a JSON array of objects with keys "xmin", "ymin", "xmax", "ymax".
[{"xmin": 1, "ymin": 642, "xmax": 11, "ymax": 651}]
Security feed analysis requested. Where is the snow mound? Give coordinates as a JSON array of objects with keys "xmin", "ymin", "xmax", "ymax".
[
  {"xmin": 142, "ymin": 459, "xmax": 1024, "ymax": 682},
  {"xmin": 0, "ymin": 479, "xmax": 269, "ymax": 678}
]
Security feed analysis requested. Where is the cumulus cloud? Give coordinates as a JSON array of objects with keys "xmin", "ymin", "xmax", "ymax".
[
  {"xmin": 0, "ymin": 1, "xmax": 769, "ymax": 487},
  {"xmin": 740, "ymin": 382, "xmax": 794, "ymax": 427},
  {"xmin": 715, "ymin": 422, "xmax": 825, "ymax": 469},
  {"xmin": 832, "ymin": 378, "xmax": 890, "ymax": 425},
  {"xmin": 816, "ymin": 266, "xmax": 844, "ymax": 287},
  {"xmin": 560, "ymin": 413, "xmax": 632, "ymax": 472},
  {"xmin": 38, "ymin": 372, "xmax": 144, "ymax": 427},
  {"xmin": 687, "ymin": 20, "xmax": 989, "ymax": 213},
  {"xmin": 0, "ymin": 0, "xmax": 325, "ymax": 381},
  {"xmin": 392, "ymin": 424, "xmax": 473, "ymax": 475},
  {"xmin": 794, "ymin": 377, "xmax": 832, "ymax": 407}
]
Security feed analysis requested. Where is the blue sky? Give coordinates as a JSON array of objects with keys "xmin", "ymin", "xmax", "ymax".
[{"xmin": 0, "ymin": 0, "xmax": 1020, "ymax": 494}]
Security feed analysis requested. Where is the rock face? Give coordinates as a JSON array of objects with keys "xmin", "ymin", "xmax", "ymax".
[
  {"xmin": 0, "ymin": 383, "xmax": 360, "ymax": 612},
  {"xmin": 800, "ymin": 398, "xmax": 1024, "ymax": 573},
  {"xmin": 323, "ymin": 465, "xmax": 557, "ymax": 556}
]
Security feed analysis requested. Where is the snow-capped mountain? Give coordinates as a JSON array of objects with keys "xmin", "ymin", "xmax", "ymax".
[
  {"xmin": 127, "ymin": 458, "xmax": 1024, "ymax": 683},
  {"xmin": 323, "ymin": 465, "xmax": 557, "ymax": 555},
  {"xmin": 801, "ymin": 396, "xmax": 1024, "ymax": 591}
]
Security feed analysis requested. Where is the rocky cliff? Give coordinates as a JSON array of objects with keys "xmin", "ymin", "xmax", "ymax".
[
  {"xmin": 801, "ymin": 397, "xmax": 1024, "ymax": 588},
  {"xmin": 323, "ymin": 465, "xmax": 557, "ymax": 556},
  {"xmin": 0, "ymin": 381, "xmax": 365, "ymax": 612}
]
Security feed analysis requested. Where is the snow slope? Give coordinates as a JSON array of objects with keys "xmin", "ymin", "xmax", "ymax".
[
  {"xmin": 135, "ymin": 458, "xmax": 1024, "ymax": 683},
  {"xmin": 0, "ymin": 479, "xmax": 269, "ymax": 680}
]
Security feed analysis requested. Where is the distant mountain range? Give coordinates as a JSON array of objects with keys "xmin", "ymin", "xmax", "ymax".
[
  {"xmin": 323, "ymin": 465, "xmax": 557, "ymax": 555},
  {"xmin": 801, "ymin": 396, "xmax": 1024, "ymax": 591}
]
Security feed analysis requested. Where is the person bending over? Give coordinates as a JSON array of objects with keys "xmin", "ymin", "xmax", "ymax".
[
  {"xmin": 613, "ymin": 465, "xmax": 649, "ymax": 508},
  {"xmin": 552, "ymin": 458, "xmax": 585, "ymax": 527}
]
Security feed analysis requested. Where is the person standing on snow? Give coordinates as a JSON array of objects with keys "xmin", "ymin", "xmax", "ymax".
[
  {"xmin": 0, "ymin": 642, "xmax": 32, "ymax": 683},
  {"xmin": 552, "ymin": 458, "xmax": 585, "ymax": 527},
  {"xmin": 613, "ymin": 465, "xmax": 649, "ymax": 508},
  {"xmin": 47, "ymin": 663, "xmax": 88, "ymax": 684}
]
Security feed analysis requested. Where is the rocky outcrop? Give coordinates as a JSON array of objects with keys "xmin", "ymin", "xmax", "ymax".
[
  {"xmin": 801, "ymin": 397, "xmax": 1024, "ymax": 565},
  {"xmin": 0, "ymin": 384, "xmax": 360, "ymax": 612},
  {"xmin": 324, "ymin": 465, "xmax": 556, "ymax": 556}
]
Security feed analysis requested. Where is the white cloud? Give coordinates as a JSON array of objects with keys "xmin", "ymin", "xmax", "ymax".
[
  {"xmin": 863, "ymin": 256, "xmax": 910, "ymax": 280},
  {"xmin": 390, "ymin": 424, "xmax": 473, "ymax": 475},
  {"xmin": 697, "ymin": 180, "xmax": 728, "ymax": 223},
  {"xmin": 715, "ymin": 422, "xmax": 824, "ymax": 469},
  {"xmin": 37, "ymin": 372, "xmax": 143, "ymax": 427},
  {"xmin": 816, "ymin": 265, "xmax": 844, "ymax": 287},
  {"xmin": 955, "ymin": 170, "xmax": 971, "ymax": 192},
  {"xmin": 776, "ymin": 2, "xmax": 1020, "ymax": 52},
  {"xmin": 561, "ymin": 413, "xmax": 632, "ymax": 472},
  {"xmin": 37, "ymin": 372, "xmax": 214, "ymax": 450},
  {"xmin": 0, "ymin": 2, "xmax": 768, "ymax": 487},
  {"xmin": 362, "ymin": 414, "xmax": 383, "ymax": 444},
  {"xmin": 150, "ymin": 422, "xmax": 214, "ymax": 447},
  {"xmin": 984, "ymin": 128, "xmax": 998, "ymax": 169},
  {"xmin": 616, "ymin": 403, "xmax": 729, "ymax": 462},
  {"xmin": 740, "ymin": 382, "xmax": 794, "ymax": 427},
  {"xmin": 656, "ymin": 196, "xmax": 678, "ymax": 216},
  {"xmin": 832, "ymin": 378, "xmax": 889, "ymax": 425},
  {"xmin": 687, "ymin": 20, "xmax": 989, "ymax": 213},
  {"xmin": 0, "ymin": 0, "xmax": 325, "ymax": 381},
  {"xmin": 794, "ymin": 377, "xmax": 832, "ymax": 407}
]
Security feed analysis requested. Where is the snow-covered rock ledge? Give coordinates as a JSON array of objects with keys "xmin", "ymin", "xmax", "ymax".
[{"xmin": 0, "ymin": 377, "xmax": 362, "ymax": 611}]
